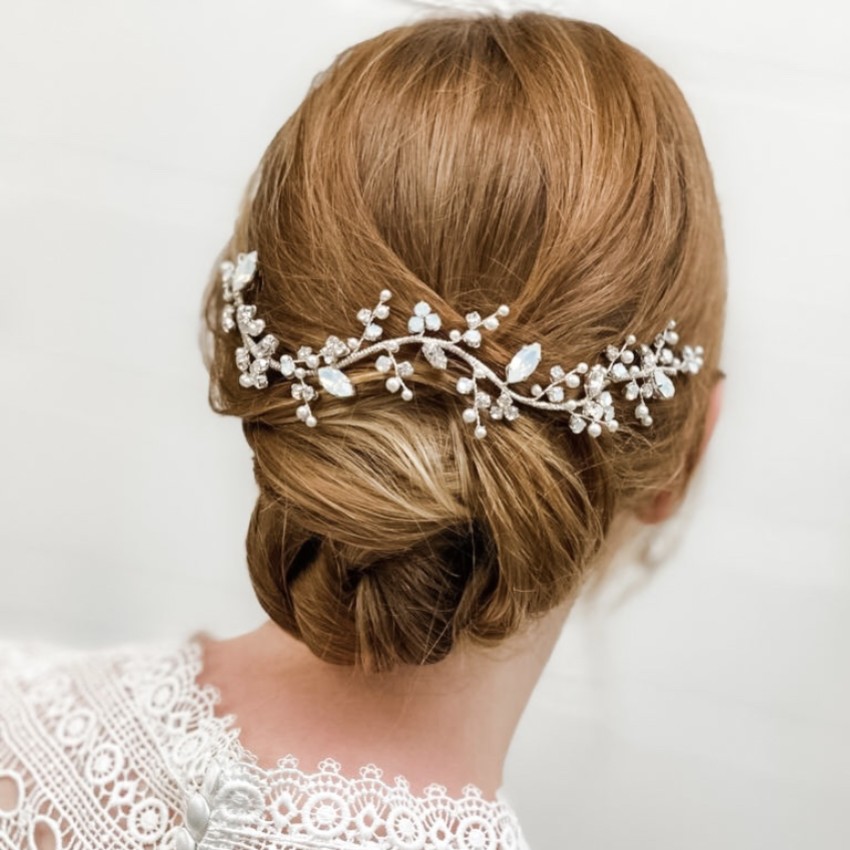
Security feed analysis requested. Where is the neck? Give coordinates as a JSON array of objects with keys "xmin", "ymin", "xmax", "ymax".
[{"xmin": 195, "ymin": 596, "xmax": 575, "ymax": 800}]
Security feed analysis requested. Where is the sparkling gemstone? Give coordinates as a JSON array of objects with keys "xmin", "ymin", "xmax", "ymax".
[
  {"xmin": 641, "ymin": 383, "xmax": 655, "ymax": 398},
  {"xmin": 465, "ymin": 311, "xmax": 481, "ymax": 327},
  {"xmin": 449, "ymin": 330, "xmax": 462, "ymax": 342},
  {"xmin": 231, "ymin": 251, "xmax": 257, "ymax": 290},
  {"xmin": 408, "ymin": 316, "xmax": 425, "ymax": 334},
  {"xmin": 301, "ymin": 385, "xmax": 316, "ymax": 402},
  {"xmin": 422, "ymin": 342, "xmax": 448, "ymax": 369},
  {"xmin": 259, "ymin": 334, "xmax": 279, "ymax": 355},
  {"xmin": 375, "ymin": 355, "xmax": 393, "ymax": 373},
  {"xmin": 297, "ymin": 346, "xmax": 313, "ymax": 358},
  {"xmin": 624, "ymin": 382, "xmax": 639, "ymax": 400},
  {"xmin": 569, "ymin": 415, "xmax": 587, "ymax": 434},
  {"xmin": 279, "ymin": 355, "xmax": 295, "ymax": 376},
  {"xmin": 474, "ymin": 391, "xmax": 491, "ymax": 409},
  {"xmin": 653, "ymin": 368, "xmax": 675, "ymax": 399},
  {"xmin": 317, "ymin": 367, "xmax": 354, "ymax": 397},
  {"xmin": 505, "ymin": 343, "xmax": 541, "ymax": 383},
  {"xmin": 414, "ymin": 301, "xmax": 431, "ymax": 317},
  {"xmin": 489, "ymin": 407, "xmax": 503, "ymax": 420},
  {"xmin": 585, "ymin": 401, "xmax": 604, "ymax": 420},
  {"xmin": 611, "ymin": 363, "xmax": 629, "ymax": 381},
  {"xmin": 550, "ymin": 365, "xmax": 565, "ymax": 380},
  {"xmin": 364, "ymin": 323, "xmax": 383, "ymax": 341},
  {"xmin": 221, "ymin": 306, "xmax": 235, "ymax": 331},
  {"xmin": 397, "ymin": 361, "xmax": 414, "ymax": 377},
  {"xmin": 253, "ymin": 373, "xmax": 268, "ymax": 389},
  {"xmin": 463, "ymin": 328, "xmax": 482, "ymax": 347},
  {"xmin": 504, "ymin": 405, "xmax": 520, "ymax": 421},
  {"xmin": 547, "ymin": 386, "xmax": 565, "ymax": 403},
  {"xmin": 606, "ymin": 345, "xmax": 620, "ymax": 362},
  {"xmin": 357, "ymin": 308, "xmax": 372, "ymax": 324},
  {"xmin": 587, "ymin": 365, "xmax": 607, "ymax": 396}
]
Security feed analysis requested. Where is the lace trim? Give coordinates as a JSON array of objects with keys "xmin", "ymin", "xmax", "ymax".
[{"xmin": 172, "ymin": 637, "xmax": 528, "ymax": 850}]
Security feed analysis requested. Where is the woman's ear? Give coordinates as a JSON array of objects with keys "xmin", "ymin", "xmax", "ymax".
[{"xmin": 638, "ymin": 375, "xmax": 724, "ymax": 525}]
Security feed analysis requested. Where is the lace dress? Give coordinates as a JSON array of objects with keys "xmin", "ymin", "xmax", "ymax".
[{"xmin": 0, "ymin": 638, "xmax": 530, "ymax": 850}]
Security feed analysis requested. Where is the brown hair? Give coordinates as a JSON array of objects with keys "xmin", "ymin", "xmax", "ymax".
[{"xmin": 200, "ymin": 11, "xmax": 726, "ymax": 673}]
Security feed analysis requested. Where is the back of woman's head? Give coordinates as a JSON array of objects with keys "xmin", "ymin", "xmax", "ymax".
[{"xmin": 201, "ymin": 11, "xmax": 726, "ymax": 673}]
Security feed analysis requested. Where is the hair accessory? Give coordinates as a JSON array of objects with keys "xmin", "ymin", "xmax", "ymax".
[{"xmin": 220, "ymin": 251, "xmax": 704, "ymax": 439}]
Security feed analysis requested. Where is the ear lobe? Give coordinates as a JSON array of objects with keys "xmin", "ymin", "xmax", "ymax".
[{"xmin": 637, "ymin": 375, "xmax": 725, "ymax": 525}]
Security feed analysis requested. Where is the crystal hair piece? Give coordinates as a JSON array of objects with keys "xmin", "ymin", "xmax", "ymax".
[{"xmin": 220, "ymin": 251, "xmax": 704, "ymax": 439}]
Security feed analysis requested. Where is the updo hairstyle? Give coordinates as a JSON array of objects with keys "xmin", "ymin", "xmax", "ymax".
[{"xmin": 200, "ymin": 12, "xmax": 727, "ymax": 673}]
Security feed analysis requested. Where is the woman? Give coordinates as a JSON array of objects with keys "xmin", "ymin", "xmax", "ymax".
[{"xmin": 0, "ymin": 10, "xmax": 725, "ymax": 850}]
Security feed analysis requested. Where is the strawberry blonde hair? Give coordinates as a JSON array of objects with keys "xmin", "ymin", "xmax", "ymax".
[{"xmin": 201, "ymin": 12, "xmax": 726, "ymax": 672}]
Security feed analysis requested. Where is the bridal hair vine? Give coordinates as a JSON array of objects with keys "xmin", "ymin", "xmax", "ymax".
[{"xmin": 220, "ymin": 251, "xmax": 704, "ymax": 439}]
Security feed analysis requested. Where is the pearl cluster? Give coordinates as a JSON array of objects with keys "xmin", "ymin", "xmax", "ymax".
[{"xmin": 220, "ymin": 251, "xmax": 704, "ymax": 438}]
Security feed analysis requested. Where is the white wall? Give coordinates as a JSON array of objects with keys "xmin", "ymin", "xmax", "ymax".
[{"xmin": 1, "ymin": 1, "xmax": 847, "ymax": 848}]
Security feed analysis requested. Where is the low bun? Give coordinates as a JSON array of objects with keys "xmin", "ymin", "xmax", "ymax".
[
  {"xmin": 241, "ymin": 402, "xmax": 598, "ymax": 672},
  {"xmin": 201, "ymin": 12, "xmax": 726, "ymax": 673}
]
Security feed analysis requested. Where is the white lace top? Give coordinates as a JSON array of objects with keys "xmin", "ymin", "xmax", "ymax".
[{"xmin": 0, "ymin": 638, "xmax": 530, "ymax": 850}]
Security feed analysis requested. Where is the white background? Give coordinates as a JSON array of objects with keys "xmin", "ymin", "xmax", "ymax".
[{"xmin": 1, "ymin": 1, "xmax": 848, "ymax": 848}]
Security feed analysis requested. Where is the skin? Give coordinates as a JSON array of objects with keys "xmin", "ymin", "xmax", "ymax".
[{"xmin": 196, "ymin": 381, "xmax": 724, "ymax": 801}]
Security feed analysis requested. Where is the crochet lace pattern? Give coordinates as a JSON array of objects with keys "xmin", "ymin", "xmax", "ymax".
[{"xmin": 0, "ymin": 639, "xmax": 529, "ymax": 850}]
